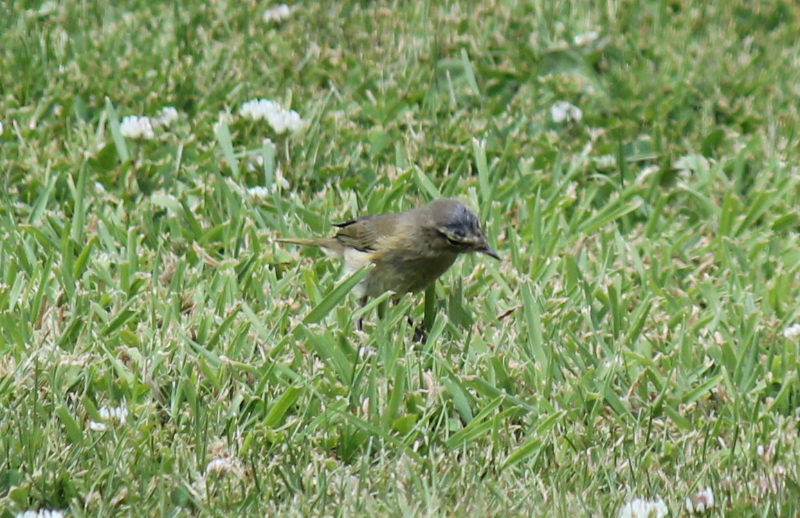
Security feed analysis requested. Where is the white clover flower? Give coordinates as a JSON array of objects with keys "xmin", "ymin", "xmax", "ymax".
[
  {"xmin": 240, "ymin": 98, "xmax": 281, "ymax": 121},
  {"xmin": 120, "ymin": 115, "xmax": 155, "ymax": 140},
  {"xmin": 88, "ymin": 421, "xmax": 107, "ymax": 431},
  {"xmin": 263, "ymin": 4, "xmax": 291, "ymax": 23},
  {"xmin": 267, "ymin": 108, "xmax": 305, "ymax": 134},
  {"xmin": 100, "ymin": 404, "xmax": 129, "ymax": 423},
  {"xmin": 15, "ymin": 510, "xmax": 65, "ymax": 518},
  {"xmin": 0, "ymin": 121, "xmax": 4, "ymax": 136},
  {"xmin": 154, "ymin": 106, "xmax": 179, "ymax": 127},
  {"xmin": 89, "ymin": 404, "xmax": 129, "ymax": 431},
  {"xmin": 574, "ymin": 31, "xmax": 599, "ymax": 46},
  {"xmin": 618, "ymin": 497, "xmax": 668, "ymax": 518},
  {"xmin": 685, "ymin": 487, "xmax": 714, "ymax": 514},
  {"xmin": 248, "ymin": 186, "xmax": 271, "ymax": 200},
  {"xmin": 240, "ymin": 98, "xmax": 306, "ymax": 134},
  {"xmin": 239, "ymin": 101, "xmax": 255, "ymax": 120},
  {"xmin": 551, "ymin": 101, "xmax": 583, "ymax": 123},
  {"xmin": 783, "ymin": 323, "xmax": 800, "ymax": 339}
]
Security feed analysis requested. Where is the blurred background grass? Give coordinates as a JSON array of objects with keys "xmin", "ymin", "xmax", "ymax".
[{"xmin": 1, "ymin": 0, "xmax": 799, "ymax": 515}]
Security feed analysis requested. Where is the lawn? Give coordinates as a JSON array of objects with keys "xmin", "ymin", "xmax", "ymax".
[{"xmin": 1, "ymin": 0, "xmax": 799, "ymax": 516}]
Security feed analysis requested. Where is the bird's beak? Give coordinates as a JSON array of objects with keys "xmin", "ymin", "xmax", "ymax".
[{"xmin": 478, "ymin": 243, "xmax": 500, "ymax": 260}]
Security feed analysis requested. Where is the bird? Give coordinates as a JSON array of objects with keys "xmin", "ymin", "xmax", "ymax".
[{"xmin": 278, "ymin": 198, "xmax": 498, "ymax": 330}]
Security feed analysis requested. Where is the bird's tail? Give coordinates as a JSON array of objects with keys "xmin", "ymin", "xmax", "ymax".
[
  {"xmin": 277, "ymin": 237, "xmax": 326, "ymax": 247},
  {"xmin": 277, "ymin": 237, "xmax": 345, "ymax": 258}
]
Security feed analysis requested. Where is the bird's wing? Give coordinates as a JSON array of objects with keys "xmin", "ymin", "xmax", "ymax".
[{"xmin": 333, "ymin": 213, "xmax": 399, "ymax": 252}]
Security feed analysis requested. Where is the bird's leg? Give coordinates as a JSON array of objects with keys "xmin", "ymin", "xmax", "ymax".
[
  {"xmin": 355, "ymin": 297, "xmax": 388, "ymax": 332},
  {"xmin": 412, "ymin": 322, "xmax": 427, "ymax": 344},
  {"xmin": 399, "ymin": 313, "xmax": 426, "ymax": 343},
  {"xmin": 404, "ymin": 313, "xmax": 427, "ymax": 343},
  {"xmin": 356, "ymin": 297, "xmax": 367, "ymax": 332},
  {"xmin": 410, "ymin": 285, "xmax": 437, "ymax": 343},
  {"xmin": 387, "ymin": 298, "xmax": 427, "ymax": 344}
]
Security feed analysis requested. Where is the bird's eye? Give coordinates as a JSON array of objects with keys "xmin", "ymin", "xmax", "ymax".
[{"xmin": 438, "ymin": 226, "xmax": 469, "ymax": 247}]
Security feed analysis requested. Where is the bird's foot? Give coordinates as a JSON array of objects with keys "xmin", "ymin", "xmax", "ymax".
[{"xmin": 407, "ymin": 315, "xmax": 427, "ymax": 344}]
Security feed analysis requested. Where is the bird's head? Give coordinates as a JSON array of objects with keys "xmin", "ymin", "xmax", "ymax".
[{"xmin": 425, "ymin": 198, "xmax": 500, "ymax": 259}]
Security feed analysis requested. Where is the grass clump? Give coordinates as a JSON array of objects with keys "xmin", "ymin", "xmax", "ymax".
[{"xmin": 1, "ymin": 0, "xmax": 799, "ymax": 515}]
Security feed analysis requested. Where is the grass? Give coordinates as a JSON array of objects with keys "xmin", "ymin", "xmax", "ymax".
[{"xmin": 1, "ymin": 0, "xmax": 799, "ymax": 515}]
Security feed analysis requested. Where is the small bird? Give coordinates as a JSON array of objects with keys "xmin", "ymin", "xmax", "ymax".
[{"xmin": 279, "ymin": 198, "xmax": 499, "ymax": 325}]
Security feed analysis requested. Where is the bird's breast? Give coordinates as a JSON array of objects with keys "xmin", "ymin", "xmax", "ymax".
[{"xmin": 361, "ymin": 248, "xmax": 459, "ymax": 297}]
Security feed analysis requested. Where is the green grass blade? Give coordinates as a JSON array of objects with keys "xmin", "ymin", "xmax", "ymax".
[
  {"xmin": 104, "ymin": 97, "xmax": 129, "ymax": 163},
  {"xmin": 215, "ymin": 117, "xmax": 239, "ymax": 178},
  {"xmin": 303, "ymin": 268, "xmax": 369, "ymax": 325}
]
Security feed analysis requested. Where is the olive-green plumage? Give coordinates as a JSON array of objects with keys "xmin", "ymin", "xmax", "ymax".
[{"xmin": 279, "ymin": 198, "xmax": 499, "ymax": 303}]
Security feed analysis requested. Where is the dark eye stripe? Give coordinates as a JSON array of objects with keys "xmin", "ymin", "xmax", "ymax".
[{"xmin": 446, "ymin": 236, "xmax": 470, "ymax": 247}]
